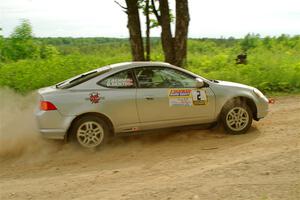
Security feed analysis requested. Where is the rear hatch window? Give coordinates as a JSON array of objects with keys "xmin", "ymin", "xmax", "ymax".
[{"xmin": 56, "ymin": 66, "xmax": 111, "ymax": 89}]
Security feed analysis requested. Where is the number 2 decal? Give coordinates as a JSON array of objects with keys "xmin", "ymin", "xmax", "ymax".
[
  {"xmin": 196, "ymin": 91, "xmax": 201, "ymax": 100},
  {"xmin": 192, "ymin": 90, "xmax": 207, "ymax": 105}
]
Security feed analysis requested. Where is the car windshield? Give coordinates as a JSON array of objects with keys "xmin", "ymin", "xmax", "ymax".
[{"xmin": 56, "ymin": 66, "xmax": 111, "ymax": 89}]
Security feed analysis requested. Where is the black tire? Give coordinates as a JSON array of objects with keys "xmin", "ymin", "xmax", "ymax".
[
  {"xmin": 70, "ymin": 115, "xmax": 109, "ymax": 148},
  {"xmin": 221, "ymin": 101, "xmax": 253, "ymax": 134}
]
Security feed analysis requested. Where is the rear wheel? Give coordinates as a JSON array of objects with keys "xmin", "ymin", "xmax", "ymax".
[
  {"xmin": 71, "ymin": 116, "xmax": 109, "ymax": 148},
  {"xmin": 221, "ymin": 102, "xmax": 253, "ymax": 134}
]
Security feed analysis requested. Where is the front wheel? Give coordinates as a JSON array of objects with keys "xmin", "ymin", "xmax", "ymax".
[
  {"xmin": 221, "ymin": 102, "xmax": 253, "ymax": 134},
  {"xmin": 71, "ymin": 116, "xmax": 109, "ymax": 148}
]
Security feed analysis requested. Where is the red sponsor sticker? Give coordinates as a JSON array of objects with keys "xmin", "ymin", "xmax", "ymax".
[
  {"xmin": 89, "ymin": 92, "xmax": 100, "ymax": 104},
  {"xmin": 169, "ymin": 89, "xmax": 192, "ymax": 97}
]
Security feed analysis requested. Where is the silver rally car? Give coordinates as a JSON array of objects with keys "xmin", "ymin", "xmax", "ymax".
[{"xmin": 36, "ymin": 62, "xmax": 269, "ymax": 148}]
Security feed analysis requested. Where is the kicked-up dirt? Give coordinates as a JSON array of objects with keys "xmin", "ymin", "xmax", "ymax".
[{"xmin": 0, "ymin": 89, "xmax": 299, "ymax": 200}]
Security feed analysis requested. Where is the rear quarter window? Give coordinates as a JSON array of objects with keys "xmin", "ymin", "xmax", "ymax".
[
  {"xmin": 98, "ymin": 70, "xmax": 136, "ymax": 88},
  {"xmin": 57, "ymin": 68, "xmax": 111, "ymax": 89}
]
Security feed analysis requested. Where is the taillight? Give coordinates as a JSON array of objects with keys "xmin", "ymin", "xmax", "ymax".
[{"xmin": 40, "ymin": 101, "xmax": 57, "ymax": 111}]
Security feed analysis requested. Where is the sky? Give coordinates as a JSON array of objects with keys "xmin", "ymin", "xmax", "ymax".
[{"xmin": 0, "ymin": 0, "xmax": 299, "ymax": 38}]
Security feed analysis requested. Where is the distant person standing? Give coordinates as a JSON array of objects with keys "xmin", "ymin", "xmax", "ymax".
[{"xmin": 236, "ymin": 53, "xmax": 247, "ymax": 64}]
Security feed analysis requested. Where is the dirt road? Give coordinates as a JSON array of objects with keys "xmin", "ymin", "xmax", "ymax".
[{"xmin": 0, "ymin": 90, "xmax": 299, "ymax": 200}]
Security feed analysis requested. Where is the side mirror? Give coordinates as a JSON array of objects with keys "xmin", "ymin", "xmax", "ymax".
[{"xmin": 195, "ymin": 78, "xmax": 205, "ymax": 88}]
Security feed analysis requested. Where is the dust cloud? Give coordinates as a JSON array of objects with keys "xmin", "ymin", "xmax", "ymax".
[
  {"xmin": 0, "ymin": 87, "xmax": 223, "ymax": 162},
  {"xmin": 0, "ymin": 88, "xmax": 59, "ymax": 160}
]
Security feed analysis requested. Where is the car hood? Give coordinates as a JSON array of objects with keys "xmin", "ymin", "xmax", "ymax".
[{"xmin": 215, "ymin": 80, "xmax": 254, "ymax": 90}]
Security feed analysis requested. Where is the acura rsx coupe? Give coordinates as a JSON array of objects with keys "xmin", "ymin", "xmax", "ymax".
[{"xmin": 35, "ymin": 62, "xmax": 269, "ymax": 148}]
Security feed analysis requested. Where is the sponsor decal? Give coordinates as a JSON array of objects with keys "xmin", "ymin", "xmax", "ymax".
[
  {"xmin": 169, "ymin": 89, "xmax": 192, "ymax": 97},
  {"xmin": 169, "ymin": 97, "xmax": 193, "ymax": 107},
  {"xmin": 168, "ymin": 88, "xmax": 207, "ymax": 106},
  {"xmin": 106, "ymin": 78, "xmax": 133, "ymax": 87},
  {"xmin": 168, "ymin": 89, "xmax": 192, "ymax": 107},
  {"xmin": 87, "ymin": 92, "xmax": 103, "ymax": 104},
  {"xmin": 89, "ymin": 92, "xmax": 100, "ymax": 104},
  {"xmin": 192, "ymin": 90, "xmax": 207, "ymax": 105}
]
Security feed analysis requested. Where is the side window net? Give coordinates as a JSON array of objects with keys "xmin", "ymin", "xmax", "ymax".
[{"xmin": 135, "ymin": 67, "xmax": 196, "ymax": 88}]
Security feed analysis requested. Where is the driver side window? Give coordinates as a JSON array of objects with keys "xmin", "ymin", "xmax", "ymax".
[{"xmin": 134, "ymin": 67, "xmax": 196, "ymax": 88}]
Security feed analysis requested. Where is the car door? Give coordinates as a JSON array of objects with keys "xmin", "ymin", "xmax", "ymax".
[
  {"xmin": 134, "ymin": 66, "xmax": 215, "ymax": 128},
  {"xmin": 97, "ymin": 69, "xmax": 140, "ymax": 132}
]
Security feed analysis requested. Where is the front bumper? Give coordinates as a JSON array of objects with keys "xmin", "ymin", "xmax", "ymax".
[
  {"xmin": 256, "ymin": 96, "xmax": 269, "ymax": 119},
  {"xmin": 35, "ymin": 109, "xmax": 75, "ymax": 140}
]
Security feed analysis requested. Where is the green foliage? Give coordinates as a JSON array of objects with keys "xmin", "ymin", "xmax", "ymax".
[
  {"xmin": 5, "ymin": 19, "xmax": 40, "ymax": 60},
  {"xmin": 11, "ymin": 19, "xmax": 33, "ymax": 40},
  {"xmin": 187, "ymin": 36, "xmax": 300, "ymax": 94},
  {"xmin": 0, "ymin": 29, "xmax": 4, "ymax": 62},
  {"xmin": 0, "ymin": 54, "xmax": 130, "ymax": 93},
  {"xmin": 240, "ymin": 33, "xmax": 262, "ymax": 51},
  {"xmin": 40, "ymin": 45, "xmax": 60, "ymax": 59},
  {"xmin": 0, "ymin": 32, "xmax": 299, "ymax": 94},
  {"xmin": 139, "ymin": 0, "xmax": 174, "ymax": 29},
  {"xmin": 0, "ymin": 20, "xmax": 60, "ymax": 62}
]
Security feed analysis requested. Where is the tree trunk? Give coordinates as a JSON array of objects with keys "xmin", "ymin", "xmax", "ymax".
[
  {"xmin": 145, "ymin": 0, "xmax": 150, "ymax": 61},
  {"xmin": 159, "ymin": 0, "xmax": 175, "ymax": 64},
  {"xmin": 125, "ymin": 0, "xmax": 145, "ymax": 61},
  {"xmin": 174, "ymin": 0, "xmax": 190, "ymax": 67}
]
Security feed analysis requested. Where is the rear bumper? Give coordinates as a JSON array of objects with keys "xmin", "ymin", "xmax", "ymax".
[
  {"xmin": 35, "ymin": 109, "xmax": 75, "ymax": 140},
  {"xmin": 40, "ymin": 129, "xmax": 65, "ymax": 139}
]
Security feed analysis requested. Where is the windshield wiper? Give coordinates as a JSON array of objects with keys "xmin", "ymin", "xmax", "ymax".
[
  {"xmin": 55, "ymin": 81, "xmax": 66, "ymax": 88},
  {"xmin": 69, "ymin": 71, "xmax": 97, "ymax": 83},
  {"xmin": 209, "ymin": 79, "xmax": 219, "ymax": 83}
]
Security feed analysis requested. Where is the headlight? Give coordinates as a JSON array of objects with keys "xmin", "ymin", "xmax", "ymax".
[{"xmin": 253, "ymin": 88, "xmax": 265, "ymax": 98}]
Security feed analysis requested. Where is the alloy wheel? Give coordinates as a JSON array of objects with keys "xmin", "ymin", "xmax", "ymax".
[
  {"xmin": 226, "ymin": 107, "xmax": 249, "ymax": 131},
  {"xmin": 76, "ymin": 121, "xmax": 104, "ymax": 148}
]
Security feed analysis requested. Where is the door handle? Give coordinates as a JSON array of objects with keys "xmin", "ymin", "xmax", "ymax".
[{"xmin": 144, "ymin": 96, "xmax": 154, "ymax": 100}]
